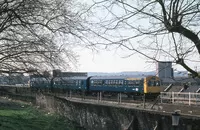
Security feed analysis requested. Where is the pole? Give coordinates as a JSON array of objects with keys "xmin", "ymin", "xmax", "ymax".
[
  {"xmin": 120, "ymin": 92, "xmax": 121, "ymax": 103},
  {"xmin": 172, "ymin": 92, "xmax": 174, "ymax": 104},
  {"xmin": 160, "ymin": 92, "xmax": 163, "ymax": 104},
  {"xmin": 143, "ymin": 93, "xmax": 146, "ymax": 108},
  {"xmin": 97, "ymin": 92, "xmax": 99, "ymax": 102},
  {"xmin": 189, "ymin": 92, "xmax": 191, "ymax": 106},
  {"xmin": 117, "ymin": 93, "xmax": 120, "ymax": 104},
  {"xmin": 100, "ymin": 91, "xmax": 102, "ymax": 101}
]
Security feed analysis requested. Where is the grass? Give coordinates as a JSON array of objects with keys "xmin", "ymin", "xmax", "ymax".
[{"xmin": 0, "ymin": 98, "xmax": 77, "ymax": 130}]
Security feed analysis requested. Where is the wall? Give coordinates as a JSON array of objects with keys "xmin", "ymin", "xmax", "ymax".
[{"xmin": 36, "ymin": 93, "xmax": 200, "ymax": 130}]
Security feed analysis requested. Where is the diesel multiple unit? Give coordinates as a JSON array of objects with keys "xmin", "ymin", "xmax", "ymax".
[{"xmin": 30, "ymin": 75, "xmax": 161, "ymax": 96}]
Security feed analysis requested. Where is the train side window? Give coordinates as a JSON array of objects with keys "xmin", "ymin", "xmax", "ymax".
[
  {"xmin": 107, "ymin": 80, "xmax": 110, "ymax": 85},
  {"xmin": 115, "ymin": 80, "xmax": 118, "ymax": 86},
  {"xmin": 124, "ymin": 81, "xmax": 127, "ymax": 85},
  {"xmin": 75, "ymin": 80, "xmax": 78, "ymax": 86},
  {"xmin": 114, "ymin": 80, "xmax": 118, "ymax": 86},
  {"xmin": 114, "ymin": 80, "xmax": 117, "ymax": 85},
  {"xmin": 79, "ymin": 80, "xmax": 81, "ymax": 85},
  {"xmin": 105, "ymin": 80, "xmax": 109, "ymax": 85},
  {"xmin": 109, "ymin": 80, "xmax": 111, "ymax": 86},
  {"xmin": 78, "ymin": 80, "xmax": 80, "ymax": 86},
  {"xmin": 100, "ymin": 80, "xmax": 103, "ymax": 86},
  {"xmin": 81, "ymin": 80, "xmax": 84, "ymax": 86},
  {"xmin": 110, "ymin": 80, "xmax": 113, "ymax": 86},
  {"xmin": 102, "ymin": 80, "xmax": 105, "ymax": 85},
  {"xmin": 114, "ymin": 80, "xmax": 116, "ymax": 86},
  {"xmin": 91, "ymin": 80, "xmax": 94, "ymax": 85},
  {"xmin": 104, "ymin": 80, "xmax": 107, "ymax": 85},
  {"xmin": 140, "ymin": 80, "xmax": 143, "ymax": 86},
  {"xmin": 112, "ymin": 80, "xmax": 115, "ymax": 87},
  {"xmin": 94, "ymin": 80, "xmax": 97, "ymax": 86},
  {"xmin": 135, "ymin": 80, "xmax": 140, "ymax": 85},
  {"xmin": 119, "ymin": 80, "xmax": 123, "ymax": 85}
]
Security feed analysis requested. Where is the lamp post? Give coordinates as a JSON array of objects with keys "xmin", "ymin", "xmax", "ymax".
[{"xmin": 172, "ymin": 111, "xmax": 180, "ymax": 130}]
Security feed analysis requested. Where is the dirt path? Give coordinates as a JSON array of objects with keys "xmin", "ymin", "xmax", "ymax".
[{"xmin": 0, "ymin": 96, "xmax": 29, "ymax": 110}]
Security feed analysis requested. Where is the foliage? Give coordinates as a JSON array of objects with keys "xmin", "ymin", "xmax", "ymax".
[
  {"xmin": 0, "ymin": 0, "xmax": 89, "ymax": 74},
  {"xmin": 87, "ymin": 0, "xmax": 200, "ymax": 78}
]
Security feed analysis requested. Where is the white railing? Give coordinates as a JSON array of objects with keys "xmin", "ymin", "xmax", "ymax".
[{"xmin": 160, "ymin": 92, "xmax": 200, "ymax": 105}]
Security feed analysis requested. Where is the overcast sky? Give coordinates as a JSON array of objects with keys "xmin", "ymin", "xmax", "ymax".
[
  {"xmin": 73, "ymin": 0, "xmax": 199, "ymax": 73},
  {"xmin": 76, "ymin": 48, "xmax": 190, "ymax": 73},
  {"xmin": 77, "ymin": 49, "xmax": 148, "ymax": 72}
]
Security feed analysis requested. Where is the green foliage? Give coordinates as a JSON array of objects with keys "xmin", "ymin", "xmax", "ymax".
[{"xmin": 0, "ymin": 101, "xmax": 76, "ymax": 130}]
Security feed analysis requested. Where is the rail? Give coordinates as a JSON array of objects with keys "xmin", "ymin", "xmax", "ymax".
[{"xmin": 160, "ymin": 92, "xmax": 200, "ymax": 105}]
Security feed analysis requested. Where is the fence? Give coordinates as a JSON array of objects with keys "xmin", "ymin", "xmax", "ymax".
[{"xmin": 160, "ymin": 92, "xmax": 200, "ymax": 105}]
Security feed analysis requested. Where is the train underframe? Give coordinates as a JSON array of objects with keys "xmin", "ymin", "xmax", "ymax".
[
  {"xmin": 87, "ymin": 90, "xmax": 159, "ymax": 100},
  {"xmin": 30, "ymin": 87, "xmax": 160, "ymax": 100}
]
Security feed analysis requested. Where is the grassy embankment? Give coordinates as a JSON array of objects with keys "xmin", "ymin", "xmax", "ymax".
[{"xmin": 0, "ymin": 98, "xmax": 77, "ymax": 130}]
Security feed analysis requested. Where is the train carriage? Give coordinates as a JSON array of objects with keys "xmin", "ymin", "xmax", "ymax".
[
  {"xmin": 30, "ymin": 77, "xmax": 50, "ymax": 90},
  {"xmin": 53, "ymin": 77, "xmax": 88, "ymax": 91},
  {"xmin": 89, "ymin": 76, "xmax": 126, "ymax": 93},
  {"xmin": 88, "ymin": 75, "xmax": 161, "ymax": 96},
  {"xmin": 30, "ymin": 73, "xmax": 161, "ymax": 98}
]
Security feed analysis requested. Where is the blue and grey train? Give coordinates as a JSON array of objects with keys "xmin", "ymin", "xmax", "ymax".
[{"xmin": 30, "ymin": 75, "xmax": 161, "ymax": 96}]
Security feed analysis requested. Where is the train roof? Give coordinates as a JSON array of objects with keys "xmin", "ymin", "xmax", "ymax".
[
  {"xmin": 55, "ymin": 76, "xmax": 88, "ymax": 80},
  {"xmin": 90, "ymin": 75, "xmax": 148, "ymax": 80}
]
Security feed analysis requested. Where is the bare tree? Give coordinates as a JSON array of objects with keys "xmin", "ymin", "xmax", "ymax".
[
  {"xmin": 0, "ymin": 0, "xmax": 89, "ymax": 74},
  {"xmin": 87, "ymin": 0, "xmax": 200, "ymax": 78}
]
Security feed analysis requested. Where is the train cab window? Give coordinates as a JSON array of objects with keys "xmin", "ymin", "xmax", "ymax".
[
  {"xmin": 156, "ymin": 81, "xmax": 160, "ymax": 86},
  {"xmin": 153, "ymin": 81, "xmax": 156, "ymax": 86},
  {"xmin": 148, "ymin": 81, "xmax": 152, "ymax": 86},
  {"xmin": 148, "ymin": 80, "xmax": 160, "ymax": 86}
]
